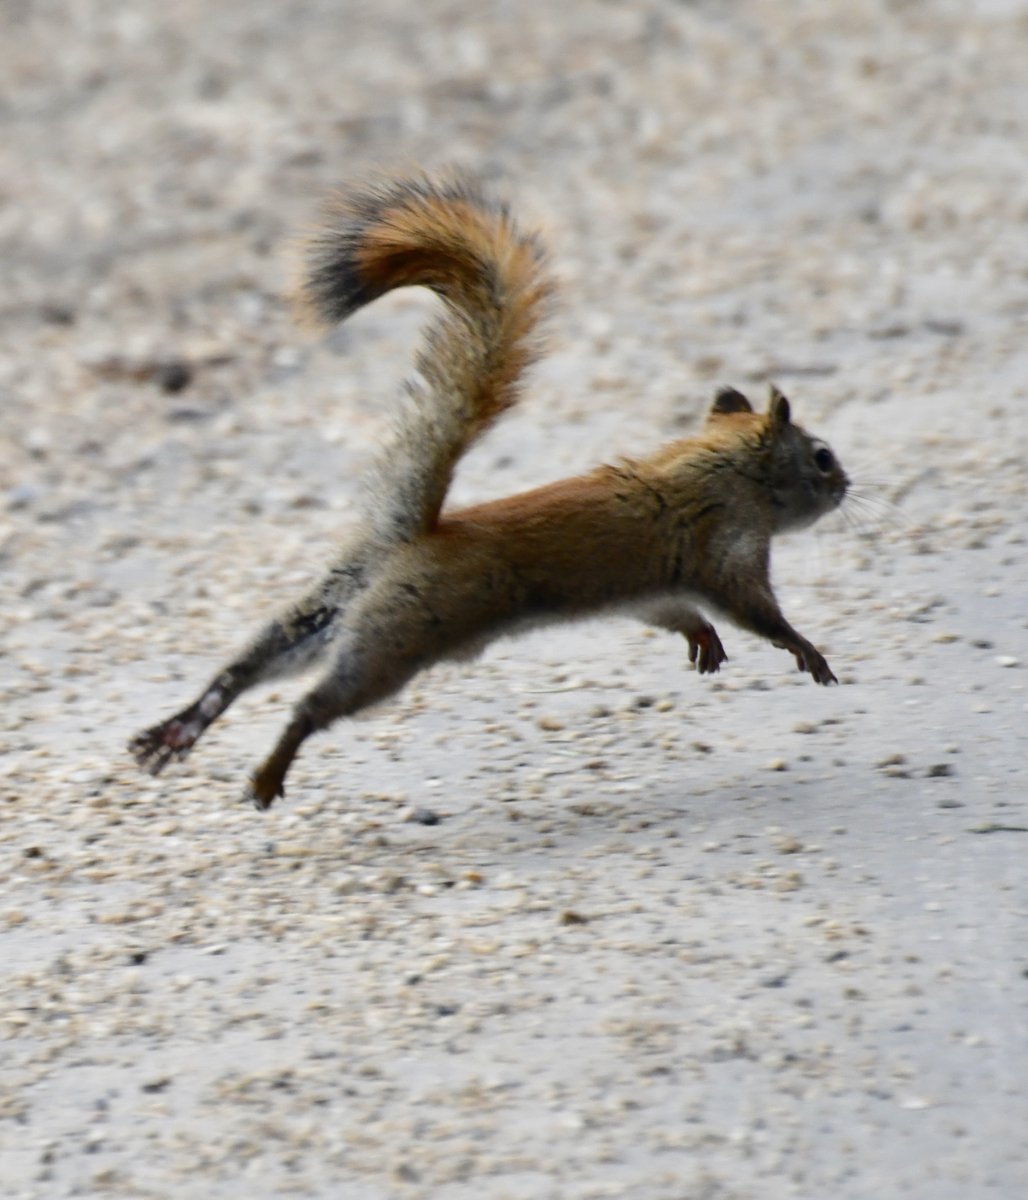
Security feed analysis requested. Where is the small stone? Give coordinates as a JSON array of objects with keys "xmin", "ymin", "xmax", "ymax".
[
  {"xmin": 560, "ymin": 910, "xmax": 589, "ymax": 926},
  {"xmin": 274, "ymin": 842, "xmax": 315, "ymax": 858},
  {"xmin": 140, "ymin": 1077, "xmax": 172, "ymax": 1094},
  {"xmin": 407, "ymin": 807, "xmax": 441, "ymax": 826},
  {"xmin": 6, "ymin": 483, "xmax": 44, "ymax": 510},
  {"xmin": 899, "ymin": 1095, "xmax": 934, "ymax": 1111},
  {"xmin": 876, "ymin": 752, "xmax": 906, "ymax": 768},
  {"xmin": 774, "ymin": 872, "xmax": 803, "ymax": 893},
  {"xmin": 760, "ymin": 972, "xmax": 789, "ymax": 988},
  {"xmin": 155, "ymin": 359, "xmax": 193, "ymax": 393},
  {"xmin": 39, "ymin": 301, "xmax": 76, "ymax": 325},
  {"xmin": 926, "ymin": 763, "xmax": 955, "ymax": 778},
  {"xmin": 995, "ymin": 655, "xmax": 1020, "ymax": 668}
]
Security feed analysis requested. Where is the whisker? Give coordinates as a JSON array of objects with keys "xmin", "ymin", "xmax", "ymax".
[{"xmin": 840, "ymin": 485, "xmax": 907, "ymax": 534}]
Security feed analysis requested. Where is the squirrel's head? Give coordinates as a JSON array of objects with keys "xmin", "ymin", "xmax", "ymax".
[{"xmin": 707, "ymin": 385, "xmax": 849, "ymax": 532}]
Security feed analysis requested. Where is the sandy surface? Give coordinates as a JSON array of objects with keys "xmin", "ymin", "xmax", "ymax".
[{"xmin": 3, "ymin": 2, "xmax": 1028, "ymax": 1197}]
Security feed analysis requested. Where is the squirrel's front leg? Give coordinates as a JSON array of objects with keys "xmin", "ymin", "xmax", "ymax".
[
  {"xmin": 722, "ymin": 587, "xmax": 836, "ymax": 686},
  {"xmin": 778, "ymin": 634, "xmax": 837, "ymax": 685}
]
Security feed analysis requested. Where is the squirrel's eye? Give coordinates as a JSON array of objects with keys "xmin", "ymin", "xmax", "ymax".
[{"xmin": 814, "ymin": 446, "xmax": 834, "ymax": 473}]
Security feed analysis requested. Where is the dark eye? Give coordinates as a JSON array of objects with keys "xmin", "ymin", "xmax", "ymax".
[{"xmin": 814, "ymin": 446, "xmax": 834, "ymax": 473}]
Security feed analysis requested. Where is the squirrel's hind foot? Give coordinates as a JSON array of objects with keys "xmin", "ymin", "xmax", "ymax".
[
  {"xmin": 247, "ymin": 713, "xmax": 315, "ymax": 811},
  {"xmin": 247, "ymin": 764, "xmax": 287, "ymax": 812},
  {"xmin": 128, "ymin": 713, "xmax": 204, "ymax": 775}
]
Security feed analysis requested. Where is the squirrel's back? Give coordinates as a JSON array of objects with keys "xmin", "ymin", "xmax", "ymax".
[{"xmin": 299, "ymin": 175, "xmax": 555, "ymax": 543}]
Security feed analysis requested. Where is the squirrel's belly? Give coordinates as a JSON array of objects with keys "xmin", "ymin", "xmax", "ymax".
[{"xmin": 436, "ymin": 586, "xmax": 708, "ymax": 665}]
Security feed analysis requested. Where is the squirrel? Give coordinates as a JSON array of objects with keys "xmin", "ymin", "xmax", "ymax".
[{"xmin": 129, "ymin": 173, "xmax": 849, "ymax": 811}]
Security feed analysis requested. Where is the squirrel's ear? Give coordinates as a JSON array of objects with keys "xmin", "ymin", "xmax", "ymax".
[
  {"xmin": 711, "ymin": 386, "xmax": 753, "ymax": 416},
  {"xmin": 767, "ymin": 384, "xmax": 791, "ymax": 427}
]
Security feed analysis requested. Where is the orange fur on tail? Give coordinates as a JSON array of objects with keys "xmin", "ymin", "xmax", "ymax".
[{"xmin": 299, "ymin": 176, "xmax": 555, "ymax": 538}]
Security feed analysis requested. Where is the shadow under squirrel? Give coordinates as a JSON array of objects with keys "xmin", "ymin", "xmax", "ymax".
[{"xmin": 130, "ymin": 173, "xmax": 849, "ymax": 810}]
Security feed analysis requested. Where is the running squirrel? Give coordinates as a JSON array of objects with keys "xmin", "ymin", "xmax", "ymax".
[{"xmin": 129, "ymin": 173, "xmax": 848, "ymax": 810}]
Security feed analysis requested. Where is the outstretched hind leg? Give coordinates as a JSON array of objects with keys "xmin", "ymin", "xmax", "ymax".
[
  {"xmin": 245, "ymin": 644, "xmax": 422, "ymax": 811},
  {"xmin": 129, "ymin": 602, "xmax": 341, "ymax": 775},
  {"xmin": 129, "ymin": 540, "xmax": 381, "ymax": 776},
  {"xmin": 247, "ymin": 709, "xmax": 317, "ymax": 811}
]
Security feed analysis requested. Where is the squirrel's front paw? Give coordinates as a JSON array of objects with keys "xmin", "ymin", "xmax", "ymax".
[
  {"xmin": 792, "ymin": 644, "xmax": 837, "ymax": 686},
  {"xmin": 687, "ymin": 623, "xmax": 728, "ymax": 674}
]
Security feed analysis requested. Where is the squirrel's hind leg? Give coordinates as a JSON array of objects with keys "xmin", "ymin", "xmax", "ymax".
[
  {"xmin": 129, "ymin": 602, "xmax": 341, "ymax": 775},
  {"xmin": 245, "ymin": 640, "xmax": 425, "ymax": 810},
  {"xmin": 129, "ymin": 538, "xmax": 384, "ymax": 776}
]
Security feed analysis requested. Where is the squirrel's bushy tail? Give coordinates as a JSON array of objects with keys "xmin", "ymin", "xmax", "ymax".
[{"xmin": 299, "ymin": 173, "xmax": 555, "ymax": 542}]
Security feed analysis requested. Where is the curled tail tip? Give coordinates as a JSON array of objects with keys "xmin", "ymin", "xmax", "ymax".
[
  {"xmin": 294, "ymin": 171, "xmax": 551, "ymax": 330},
  {"xmin": 295, "ymin": 172, "xmax": 477, "ymax": 328},
  {"xmin": 293, "ymin": 200, "xmax": 378, "ymax": 330},
  {"xmin": 289, "ymin": 180, "xmax": 387, "ymax": 329}
]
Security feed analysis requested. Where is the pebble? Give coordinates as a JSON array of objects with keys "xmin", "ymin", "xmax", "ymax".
[
  {"xmin": 406, "ymin": 806, "xmax": 442, "ymax": 826},
  {"xmin": 926, "ymin": 763, "xmax": 955, "ymax": 778},
  {"xmin": 876, "ymin": 753, "xmax": 906, "ymax": 768}
]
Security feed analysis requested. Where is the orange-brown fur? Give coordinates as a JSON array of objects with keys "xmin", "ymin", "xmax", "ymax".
[{"xmin": 130, "ymin": 174, "xmax": 848, "ymax": 810}]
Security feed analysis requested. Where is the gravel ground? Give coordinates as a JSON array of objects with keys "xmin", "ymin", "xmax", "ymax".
[{"xmin": 3, "ymin": 2, "xmax": 1028, "ymax": 1197}]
